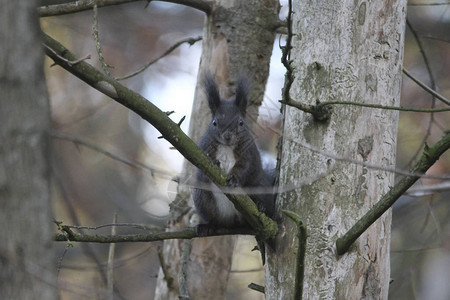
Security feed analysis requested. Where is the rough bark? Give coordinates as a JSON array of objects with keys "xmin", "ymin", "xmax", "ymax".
[
  {"xmin": 266, "ymin": 1, "xmax": 406, "ymax": 299},
  {"xmin": 154, "ymin": 0, "xmax": 279, "ymax": 299},
  {"xmin": 0, "ymin": 1, "xmax": 56, "ymax": 299}
]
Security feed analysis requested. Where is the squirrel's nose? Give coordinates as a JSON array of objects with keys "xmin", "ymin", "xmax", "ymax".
[{"xmin": 223, "ymin": 132, "xmax": 232, "ymax": 142}]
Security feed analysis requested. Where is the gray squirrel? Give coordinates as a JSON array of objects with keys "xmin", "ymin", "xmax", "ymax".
[{"xmin": 193, "ymin": 74, "xmax": 275, "ymax": 236}]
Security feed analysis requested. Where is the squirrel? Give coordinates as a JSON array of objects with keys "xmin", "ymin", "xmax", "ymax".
[{"xmin": 193, "ymin": 74, "xmax": 275, "ymax": 236}]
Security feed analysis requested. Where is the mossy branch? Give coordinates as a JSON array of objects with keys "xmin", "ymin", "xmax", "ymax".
[
  {"xmin": 282, "ymin": 210, "xmax": 307, "ymax": 300},
  {"xmin": 336, "ymin": 131, "xmax": 450, "ymax": 255},
  {"xmin": 43, "ymin": 33, "xmax": 277, "ymax": 241},
  {"xmin": 55, "ymin": 226, "xmax": 255, "ymax": 243}
]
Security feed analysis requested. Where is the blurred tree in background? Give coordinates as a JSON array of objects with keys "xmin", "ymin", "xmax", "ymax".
[
  {"xmin": 390, "ymin": 3, "xmax": 450, "ymax": 299},
  {"xmin": 1, "ymin": 1, "xmax": 57, "ymax": 299}
]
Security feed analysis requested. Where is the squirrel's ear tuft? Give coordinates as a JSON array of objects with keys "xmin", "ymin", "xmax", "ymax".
[
  {"xmin": 203, "ymin": 73, "xmax": 221, "ymax": 115},
  {"xmin": 235, "ymin": 76, "xmax": 250, "ymax": 116}
]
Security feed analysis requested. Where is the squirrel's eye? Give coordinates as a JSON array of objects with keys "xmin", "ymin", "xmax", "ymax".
[
  {"xmin": 239, "ymin": 119, "xmax": 244, "ymax": 126},
  {"xmin": 212, "ymin": 119, "xmax": 217, "ymax": 126}
]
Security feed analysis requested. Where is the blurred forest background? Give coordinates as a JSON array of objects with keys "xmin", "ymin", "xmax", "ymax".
[{"xmin": 40, "ymin": 1, "xmax": 450, "ymax": 299}]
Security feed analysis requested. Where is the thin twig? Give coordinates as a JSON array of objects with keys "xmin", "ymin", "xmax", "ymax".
[
  {"xmin": 52, "ymin": 131, "xmax": 174, "ymax": 179},
  {"xmin": 56, "ymin": 243, "xmax": 73, "ymax": 278},
  {"xmin": 61, "ymin": 245, "xmax": 153, "ymax": 270},
  {"xmin": 405, "ymin": 182, "xmax": 450, "ymax": 196},
  {"xmin": 283, "ymin": 74, "xmax": 450, "ymax": 114},
  {"xmin": 55, "ymin": 123, "xmax": 450, "ymax": 199},
  {"xmin": 43, "ymin": 43, "xmax": 91, "ymax": 66},
  {"xmin": 404, "ymin": 18, "xmax": 444, "ymax": 169},
  {"xmin": 0, "ymin": 246, "xmax": 107, "ymax": 298},
  {"xmin": 408, "ymin": 2, "xmax": 450, "ymax": 6},
  {"xmin": 421, "ymin": 35, "xmax": 450, "ymax": 44},
  {"xmin": 279, "ymin": 0, "xmax": 332, "ymax": 122},
  {"xmin": 53, "ymin": 130, "xmax": 450, "ymax": 204},
  {"xmin": 38, "ymin": 0, "xmax": 213, "ymax": 17},
  {"xmin": 116, "ymin": 36, "xmax": 202, "ymax": 80},
  {"xmin": 280, "ymin": 131, "xmax": 450, "ymax": 180},
  {"xmin": 52, "ymin": 165, "xmax": 109, "ymax": 285},
  {"xmin": 320, "ymin": 100, "xmax": 450, "ymax": 113},
  {"xmin": 93, "ymin": 2, "xmax": 112, "ymax": 76},
  {"xmin": 403, "ymin": 68, "xmax": 450, "ymax": 106},
  {"xmin": 53, "ymin": 123, "xmax": 450, "ymax": 202},
  {"xmin": 60, "ymin": 222, "xmax": 164, "ymax": 232},
  {"xmin": 407, "ymin": 18, "xmax": 439, "ymax": 97},
  {"xmin": 106, "ymin": 213, "xmax": 117, "ymax": 300}
]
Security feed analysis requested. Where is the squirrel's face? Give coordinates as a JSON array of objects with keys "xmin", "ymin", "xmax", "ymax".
[
  {"xmin": 211, "ymin": 101, "xmax": 247, "ymax": 146},
  {"xmin": 203, "ymin": 73, "xmax": 250, "ymax": 146}
]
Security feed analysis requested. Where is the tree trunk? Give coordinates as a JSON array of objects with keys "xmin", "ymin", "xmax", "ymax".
[
  {"xmin": 154, "ymin": 0, "xmax": 279, "ymax": 299},
  {"xmin": 0, "ymin": 1, "xmax": 57, "ymax": 299},
  {"xmin": 266, "ymin": 0, "xmax": 406, "ymax": 299}
]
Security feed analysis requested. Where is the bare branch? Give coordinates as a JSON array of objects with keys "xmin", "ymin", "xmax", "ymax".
[
  {"xmin": 406, "ymin": 18, "xmax": 439, "ymax": 99},
  {"xmin": 38, "ymin": 0, "xmax": 212, "ymax": 17},
  {"xmin": 279, "ymin": 1, "xmax": 332, "ymax": 122},
  {"xmin": 405, "ymin": 182, "xmax": 450, "ymax": 197},
  {"xmin": 92, "ymin": 3, "xmax": 112, "ymax": 76},
  {"xmin": 279, "ymin": 0, "xmax": 293, "ymax": 108},
  {"xmin": 404, "ymin": 18, "xmax": 445, "ymax": 169},
  {"xmin": 106, "ymin": 214, "xmax": 117, "ymax": 300},
  {"xmin": 154, "ymin": 0, "xmax": 212, "ymax": 14},
  {"xmin": 116, "ymin": 36, "xmax": 202, "ymax": 81},
  {"xmin": 56, "ymin": 243, "xmax": 73, "ymax": 278},
  {"xmin": 421, "ymin": 35, "xmax": 450, "ymax": 44},
  {"xmin": 61, "ymin": 245, "xmax": 154, "ymax": 270},
  {"xmin": 61, "ymin": 221, "xmax": 164, "ymax": 231},
  {"xmin": 281, "ymin": 81, "xmax": 450, "ymax": 115},
  {"xmin": 320, "ymin": 100, "xmax": 450, "ymax": 113},
  {"xmin": 271, "ymin": 128, "xmax": 450, "ymax": 180},
  {"xmin": 336, "ymin": 131, "xmax": 450, "ymax": 255},
  {"xmin": 408, "ymin": 2, "xmax": 450, "ymax": 6},
  {"xmin": 39, "ymin": 0, "xmax": 141, "ymax": 17},
  {"xmin": 43, "ymin": 43, "xmax": 91, "ymax": 66},
  {"xmin": 52, "ymin": 131, "xmax": 173, "ymax": 179},
  {"xmin": 52, "ymin": 169, "xmax": 109, "ymax": 285},
  {"xmin": 403, "ymin": 67, "xmax": 450, "ymax": 106},
  {"xmin": 282, "ymin": 97, "xmax": 450, "ymax": 116},
  {"xmin": 55, "ymin": 227, "xmax": 255, "ymax": 243}
]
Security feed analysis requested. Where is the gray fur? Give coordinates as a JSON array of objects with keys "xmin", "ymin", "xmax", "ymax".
[{"xmin": 194, "ymin": 74, "xmax": 275, "ymax": 235}]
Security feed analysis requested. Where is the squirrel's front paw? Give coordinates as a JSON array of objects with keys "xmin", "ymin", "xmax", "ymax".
[
  {"xmin": 195, "ymin": 224, "xmax": 215, "ymax": 237},
  {"xmin": 226, "ymin": 174, "xmax": 239, "ymax": 187}
]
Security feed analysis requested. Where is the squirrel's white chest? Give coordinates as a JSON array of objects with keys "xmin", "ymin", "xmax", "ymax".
[
  {"xmin": 216, "ymin": 145, "xmax": 236, "ymax": 174},
  {"xmin": 211, "ymin": 144, "xmax": 240, "ymax": 222}
]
